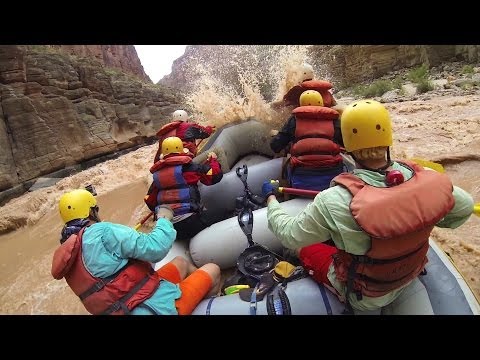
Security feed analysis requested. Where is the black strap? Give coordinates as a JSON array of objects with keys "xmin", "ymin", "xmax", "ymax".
[
  {"xmin": 351, "ymin": 154, "xmax": 392, "ymax": 174},
  {"xmin": 317, "ymin": 283, "xmax": 332, "ymax": 315},
  {"xmin": 266, "ymin": 285, "xmax": 291, "ymax": 315},
  {"xmin": 343, "ymin": 258, "xmax": 359, "ymax": 315},
  {"xmin": 79, "ymin": 262, "xmax": 135, "ymax": 301},
  {"xmin": 249, "ymin": 284, "xmax": 259, "ymax": 315},
  {"xmin": 356, "ymin": 269, "xmax": 418, "ymax": 285},
  {"xmin": 351, "ymin": 243, "xmax": 426, "ymax": 265},
  {"xmin": 206, "ymin": 297, "xmax": 216, "ymax": 315},
  {"xmin": 101, "ymin": 274, "xmax": 156, "ymax": 315}
]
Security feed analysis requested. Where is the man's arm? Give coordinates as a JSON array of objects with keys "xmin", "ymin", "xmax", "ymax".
[
  {"xmin": 184, "ymin": 123, "xmax": 214, "ymax": 140},
  {"xmin": 266, "ymin": 195, "xmax": 333, "ymax": 250},
  {"xmin": 270, "ymin": 115, "xmax": 296, "ymax": 153},
  {"xmin": 436, "ymin": 185, "xmax": 474, "ymax": 229},
  {"xmin": 195, "ymin": 157, "xmax": 223, "ymax": 186},
  {"xmin": 100, "ymin": 220, "xmax": 177, "ymax": 263}
]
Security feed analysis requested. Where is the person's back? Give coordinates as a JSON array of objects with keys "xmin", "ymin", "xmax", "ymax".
[
  {"xmin": 51, "ymin": 186, "xmax": 221, "ymax": 315},
  {"xmin": 154, "ymin": 109, "xmax": 215, "ymax": 162},
  {"xmin": 263, "ymin": 99, "xmax": 475, "ymax": 313},
  {"xmin": 145, "ymin": 136, "xmax": 224, "ymax": 240},
  {"xmin": 271, "ymin": 90, "xmax": 344, "ymax": 191}
]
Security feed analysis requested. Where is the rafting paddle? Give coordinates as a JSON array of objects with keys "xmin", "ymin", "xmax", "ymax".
[
  {"xmin": 270, "ymin": 181, "xmax": 320, "ymax": 198},
  {"xmin": 409, "ymin": 158, "xmax": 445, "ymax": 173},
  {"xmin": 271, "ymin": 181, "xmax": 480, "ymax": 218},
  {"xmin": 134, "ymin": 212, "xmax": 153, "ymax": 231}
]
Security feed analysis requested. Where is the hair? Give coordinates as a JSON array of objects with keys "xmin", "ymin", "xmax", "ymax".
[{"xmin": 351, "ymin": 146, "xmax": 388, "ymax": 161}]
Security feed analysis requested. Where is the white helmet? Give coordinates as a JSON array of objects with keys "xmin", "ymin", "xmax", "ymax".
[
  {"xmin": 172, "ymin": 110, "xmax": 189, "ymax": 121},
  {"xmin": 300, "ymin": 63, "xmax": 314, "ymax": 82}
]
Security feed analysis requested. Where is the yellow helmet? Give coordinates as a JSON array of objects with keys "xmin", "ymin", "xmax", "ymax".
[
  {"xmin": 172, "ymin": 110, "xmax": 189, "ymax": 121},
  {"xmin": 161, "ymin": 136, "xmax": 184, "ymax": 156},
  {"xmin": 299, "ymin": 90, "xmax": 324, "ymax": 106},
  {"xmin": 341, "ymin": 99, "xmax": 393, "ymax": 152},
  {"xmin": 59, "ymin": 189, "xmax": 97, "ymax": 223},
  {"xmin": 300, "ymin": 63, "xmax": 314, "ymax": 82}
]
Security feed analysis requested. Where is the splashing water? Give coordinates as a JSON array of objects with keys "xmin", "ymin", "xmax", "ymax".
[{"xmin": 180, "ymin": 45, "xmax": 329, "ymax": 129}]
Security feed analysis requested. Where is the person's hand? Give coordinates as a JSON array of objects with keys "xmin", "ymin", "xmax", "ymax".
[
  {"xmin": 207, "ymin": 152, "xmax": 217, "ymax": 160},
  {"xmin": 270, "ymin": 129, "xmax": 279, "ymax": 137},
  {"xmin": 262, "ymin": 180, "xmax": 278, "ymax": 199},
  {"xmin": 155, "ymin": 205, "xmax": 174, "ymax": 221}
]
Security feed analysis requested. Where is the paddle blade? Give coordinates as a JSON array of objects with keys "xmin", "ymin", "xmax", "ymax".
[{"xmin": 410, "ymin": 158, "xmax": 445, "ymax": 173}]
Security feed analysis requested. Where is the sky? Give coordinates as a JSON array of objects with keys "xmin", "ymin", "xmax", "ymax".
[{"xmin": 134, "ymin": 45, "xmax": 187, "ymax": 83}]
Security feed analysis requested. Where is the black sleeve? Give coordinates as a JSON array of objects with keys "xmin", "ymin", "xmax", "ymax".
[
  {"xmin": 270, "ymin": 115, "xmax": 296, "ymax": 153},
  {"xmin": 184, "ymin": 124, "xmax": 211, "ymax": 140},
  {"xmin": 333, "ymin": 118, "xmax": 344, "ymax": 147}
]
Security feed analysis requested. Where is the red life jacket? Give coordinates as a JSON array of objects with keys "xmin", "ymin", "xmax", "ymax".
[
  {"xmin": 331, "ymin": 161, "xmax": 455, "ymax": 298},
  {"xmin": 150, "ymin": 155, "xmax": 200, "ymax": 216},
  {"xmin": 51, "ymin": 227, "xmax": 160, "ymax": 315},
  {"xmin": 289, "ymin": 105, "xmax": 342, "ymax": 169},
  {"xmin": 283, "ymin": 80, "xmax": 335, "ymax": 108},
  {"xmin": 154, "ymin": 121, "xmax": 197, "ymax": 162}
]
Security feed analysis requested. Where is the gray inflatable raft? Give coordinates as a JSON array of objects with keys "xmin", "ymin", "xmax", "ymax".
[{"xmin": 156, "ymin": 119, "xmax": 480, "ymax": 315}]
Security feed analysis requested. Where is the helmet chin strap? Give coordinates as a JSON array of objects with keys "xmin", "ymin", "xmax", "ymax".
[{"xmin": 351, "ymin": 148, "xmax": 393, "ymax": 175}]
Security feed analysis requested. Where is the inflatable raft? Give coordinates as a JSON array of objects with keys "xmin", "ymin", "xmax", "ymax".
[
  {"xmin": 154, "ymin": 119, "xmax": 480, "ymax": 315},
  {"xmin": 192, "ymin": 240, "xmax": 480, "ymax": 315}
]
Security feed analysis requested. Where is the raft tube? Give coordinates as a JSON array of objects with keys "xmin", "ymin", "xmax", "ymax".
[
  {"xmin": 189, "ymin": 198, "xmax": 311, "ymax": 269},
  {"xmin": 192, "ymin": 240, "xmax": 480, "ymax": 315},
  {"xmin": 194, "ymin": 118, "xmax": 275, "ymax": 172},
  {"xmin": 194, "ymin": 119, "xmax": 282, "ymax": 215},
  {"xmin": 153, "ymin": 238, "xmax": 192, "ymax": 271},
  {"xmin": 199, "ymin": 157, "xmax": 283, "ymax": 216}
]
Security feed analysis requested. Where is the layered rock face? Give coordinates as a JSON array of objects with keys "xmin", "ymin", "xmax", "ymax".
[
  {"xmin": 311, "ymin": 45, "xmax": 480, "ymax": 85},
  {"xmin": 160, "ymin": 45, "xmax": 480, "ymax": 90},
  {"xmin": 48, "ymin": 45, "xmax": 151, "ymax": 82},
  {"xmin": 0, "ymin": 45, "xmax": 181, "ymax": 199}
]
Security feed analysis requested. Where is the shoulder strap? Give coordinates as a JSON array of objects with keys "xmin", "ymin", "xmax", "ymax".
[{"xmin": 331, "ymin": 173, "xmax": 366, "ymax": 196}]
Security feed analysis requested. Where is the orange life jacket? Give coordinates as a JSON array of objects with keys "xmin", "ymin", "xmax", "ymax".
[
  {"xmin": 283, "ymin": 80, "xmax": 335, "ymax": 108},
  {"xmin": 150, "ymin": 154, "xmax": 200, "ymax": 216},
  {"xmin": 289, "ymin": 105, "xmax": 342, "ymax": 169},
  {"xmin": 331, "ymin": 161, "xmax": 455, "ymax": 298},
  {"xmin": 51, "ymin": 227, "xmax": 160, "ymax": 315}
]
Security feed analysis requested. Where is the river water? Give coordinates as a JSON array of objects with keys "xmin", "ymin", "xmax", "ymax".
[{"xmin": 1, "ymin": 46, "xmax": 479, "ymax": 314}]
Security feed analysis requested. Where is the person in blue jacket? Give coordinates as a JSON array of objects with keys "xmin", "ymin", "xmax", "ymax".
[{"xmin": 51, "ymin": 186, "xmax": 221, "ymax": 315}]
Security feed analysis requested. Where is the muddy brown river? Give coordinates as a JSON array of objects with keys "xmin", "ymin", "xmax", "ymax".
[{"xmin": 1, "ymin": 94, "xmax": 479, "ymax": 314}]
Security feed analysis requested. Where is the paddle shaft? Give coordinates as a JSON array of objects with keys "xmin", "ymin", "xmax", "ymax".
[
  {"xmin": 134, "ymin": 212, "xmax": 154, "ymax": 231},
  {"xmin": 278, "ymin": 187, "xmax": 319, "ymax": 198},
  {"xmin": 278, "ymin": 190, "xmax": 480, "ymax": 218}
]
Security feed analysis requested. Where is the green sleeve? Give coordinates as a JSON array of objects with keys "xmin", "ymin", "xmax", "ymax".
[
  {"xmin": 436, "ymin": 185, "xmax": 474, "ymax": 229},
  {"xmin": 267, "ymin": 197, "xmax": 333, "ymax": 250}
]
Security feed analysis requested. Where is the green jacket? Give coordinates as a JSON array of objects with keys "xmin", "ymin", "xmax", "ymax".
[{"xmin": 267, "ymin": 162, "xmax": 474, "ymax": 311}]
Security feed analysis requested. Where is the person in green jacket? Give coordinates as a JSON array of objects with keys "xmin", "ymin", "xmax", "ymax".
[{"xmin": 262, "ymin": 99, "xmax": 475, "ymax": 314}]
